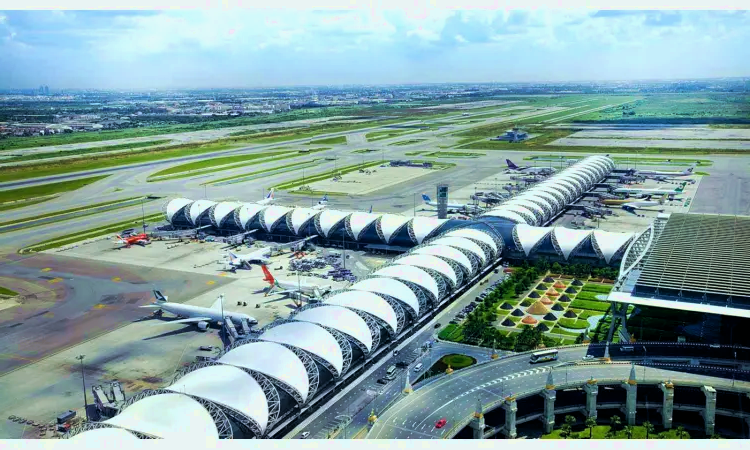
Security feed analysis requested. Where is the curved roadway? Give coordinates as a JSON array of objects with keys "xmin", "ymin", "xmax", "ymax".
[{"xmin": 368, "ymin": 344, "xmax": 750, "ymax": 439}]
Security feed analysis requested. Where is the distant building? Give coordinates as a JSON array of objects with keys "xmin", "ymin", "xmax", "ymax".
[{"xmin": 491, "ymin": 127, "xmax": 529, "ymax": 143}]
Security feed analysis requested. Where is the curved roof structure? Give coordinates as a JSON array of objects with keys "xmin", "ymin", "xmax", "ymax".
[
  {"xmin": 593, "ymin": 230, "xmax": 635, "ymax": 263},
  {"xmin": 502, "ymin": 199, "xmax": 546, "ymax": 224},
  {"xmin": 259, "ymin": 322, "xmax": 343, "ymax": 377},
  {"xmin": 347, "ymin": 212, "xmax": 380, "ymax": 240},
  {"xmin": 412, "ymin": 245, "xmax": 474, "ymax": 277},
  {"xmin": 210, "ymin": 202, "xmax": 242, "ymax": 228},
  {"xmin": 218, "ymin": 341, "xmax": 309, "ymax": 402},
  {"xmin": 410, "ymin": 217, "xmax": 448, "ymax": 244},
  {"xmin": 349, "ymin": 278, "xmax": 420, "ymax": 317},
  {"xmin": 532, "ymin": 186, "xmax": 566, "ymax": 208},
  {"xmin": 294, "ymin": 305, "xmax": 373, "ymax": 352},
  {"xmin": 289, "ymin": 208, "xmax": 319, "ymax": 235},
  {"xmin": 428, "ymin": 236, "xmax": 488, "ymax": 265},
  {"xmin": 552, "ymin": 227, "xmax": 593, "ymax": 260},
  {"xmin": 514, "ymin": 224, "xmax": 553, "ymax": 256},
  {"xmin": 316, "ymin": 210, "xmax": 351, "ymax": 237},
  {"xmin": 513, "ymin": 194, "xmax": 554, "ymax": 220},
  {"xmin": 261, "ymin": 206, "xmax": 292, "ymax": 232},
  {"xmin": 70, "ymin": 427, "xmax": 140, "ymax": 442},
  {"xmin": 189, "ymin": 200, "xmax": 217, "ymax": 225},
  {"xmin": 490, "ymin": 204, "xmax": 538, "ymax": 225},
  {"xmin": 166, "ymin": 365, "xmax": 269, "ymax": 432},
  {"xmin": 394, "ymin": 254, "xmax": 458, "ymax": 287},
  {"xmin": 372, "ymin": 265, "xmax": 439, "ymax": 301},
  {"xmin": 165, "ymin": 198, "xmax": 193, "ymax": 222},
  {"xmin": 444, "ymin": 228, "xmax": 499, "ymax": 255},
  {"xmin": 324, "ymin": 291, "xmax": 398, "ymax": 334},
  {"xmin": 378, "ymin": 214, "xmax": 412, "ymax": 243},
  {"xmin": 481, "ymin": 209, "xmax": 530, "ymax": 225},
  {"xmin": 235, "ymin": 204, "xmax": 267, "ymax": 229},
  {"xmin": 105, "ymin": 393, "xmax": 219, "ymax": 440}
]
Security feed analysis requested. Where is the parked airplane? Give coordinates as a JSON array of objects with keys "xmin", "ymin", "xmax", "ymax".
[
  {"xmin": 141, "ymin": 290, "xmax": 257, "ymax": 331},
  {"xmin": 261, "ymin": 265, "xmax": 332, "ymax": 300},
  {"xmin": 114, "ymin": 233, "xmax": 150, "ymax": 248},
  {"xmin": 635, "ymin": 164, "xmax": 696, "ymax": 178},
  {"xmin": 621, "ymin": 195, "xmax": 667, "ymax": 214},
  {"xmin": 421, "ymin": 194, "xmax": 480, "ymax": 213},
  {"xmin": 256, "ymin": 189, "xmax": 276, "ymax": 206},
  {"xmin": 222, "ymin": 236, "xmax": 316, "ymax": 271},
  {"xmin": 613, "ymin": 182, "xmax": 686, "ymax": 196},
  {"xmin": 311, "ymin": 194, "xmax": 329, "ymax": 211},
  {"xmin": 505, "ymin": 159, "xmax": 556, "ymax": 175}
]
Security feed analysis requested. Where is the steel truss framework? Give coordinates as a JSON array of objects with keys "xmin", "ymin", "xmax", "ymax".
[
  {"xmin": 255, "ymin": 319, "xmax": 342, "ymax": 378},
  {"xmin": 452, "ymin": 234, "xmax": 497, "ymax": 262},
  {"xmin": 375, "ymin": 218, "xmax": 410, "ymax": 244},
  {"xmin": 119, "ymin": 389, "xmax": 234, "ymax": 439},
  {"xmin": 233, "ymin": 207, "xmax": 262, "ymax": 230},
  {"xmin": 317, "ymin": 325, "xmax": 353, "ymax": 374},
  {"xmin": 65, "ymin": 421, "xmax": 154, "ymax": 440},
  {"xmin": 512, "ymin": 226, "xmax": 551, "ymax": 256},
  {"xmin": 317, "ymin": 289, "xmax": 398, "ymax": 337},
  {"xmin": 172, "ymin": 361, "xmax": 281, "ymax": 434},
  {"xmin": 314, "ymin": 213, "xmax": 348, "ymax": 238},
  {"xmin": 345, "ymin": 215, "xmax": 377, "ymax": 241},
  {"xmin": 259, "ymin": 209, "xmax": 286, "ymax": 233},
  {"xmin": 377, "ymin": 261, "xmax": 449, "ymax": 299},
  {"xmin": 372, "ymin": 293, "xmax": 407, "ymax": 333},
  {"xmin": 222, "ymin": 338, "xmax": 319, "ymax": 403},
  {"xmin": 550, "ymin": 230, "xmax": 590, "ymax": 260},
  {"xmin": 286, "ymin": 212, "xmax": 318, "ymax": 236},
  {"xmin": 408, "ymin": 240, "xmax": 477, "ymax": 280},
  {"xmin": 209, "ymin": 205, "xmax": 236, "ymax": 229},
  {"xmin": 289, "ymin": 304, "xmax": 371, "ymax": 357}
]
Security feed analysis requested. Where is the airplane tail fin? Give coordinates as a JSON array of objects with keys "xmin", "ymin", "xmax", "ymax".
[
  {"xmin": 153, "ymin": 290, "xmax": 168, "ymax": 303},
  {"xmin": 368, "ymin": 205, "xmax": 372, "ymax": 214},
  {"xmin": 676, "ymin": 183, "xmax": 686, "ymax": 193},
  {"xmin": 421, "ymin": 194, "xmax": 430, "ymax": 203},
  {"xmin": 261, "ymin": 265, "xmax": 275, "ymax": 285},
  {"xmin": 506, "ymin": 159, "xmax": 519, "ymax": 169},
  {"xmin": 267, "ymin": 188, "xmax": 275, "ymax": 200}
]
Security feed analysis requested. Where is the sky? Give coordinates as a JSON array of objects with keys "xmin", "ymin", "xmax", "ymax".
[{"xmin": 0, "ymin": 9, "xmax": 749, "ymax": 89}]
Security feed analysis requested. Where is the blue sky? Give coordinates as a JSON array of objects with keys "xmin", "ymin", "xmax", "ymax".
[{"xmin": 0, "ymin": 9, "xmax": 748, "ymax": 89}]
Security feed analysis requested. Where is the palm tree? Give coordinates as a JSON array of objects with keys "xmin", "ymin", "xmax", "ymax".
[
  {"xmin": 585, "ymin": 417, "xmax": 597, "ymax": 439},
  {"xmin": 609, "ymin": 415, "xmax": 621, "ymax": 433},
  {"xmin": 624, "ymin": 426, "xmax": 633, "ymax": 440},
  {"xmin": 643, "ymin": 421, "xmax": 655, "ymax": 439},
  {"xmin": 676, "ymin": 426, "xmax": 686, "ymax": 439}
]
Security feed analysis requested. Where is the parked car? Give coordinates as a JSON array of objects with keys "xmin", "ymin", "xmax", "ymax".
[
  {"xmin": 199, "ymin": 346, "xmax": 213, "ymax": 351},
  {"xmin": 435, "ymin": 418, "xmax": 447, "ymax": 429},
  {"xmin": 434, "ymin": 323, "xmax": 441, "ymax": 329},
  {"xmin": 396, "ymin": 361, "xmax": 409, "ymax": 368},
  {"xmin": 393, "ymin": 350, "xmax": 399, "ymax": 357},
  {"xmin": 449, "ymin": 320, "xmax": 457, "ymax": 325},
  {"xmin": 376, "ymin": 378, "xmax": 388, "ymax": 385},
  {"xmin": 300, "ymin": 432, "xmax": 310, "ymax": 439},
  {"xmin": 582, "ymin": 355, "xmax": 595, "ymax": 361}
]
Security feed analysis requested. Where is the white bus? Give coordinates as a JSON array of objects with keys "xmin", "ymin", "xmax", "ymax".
[{"xmin": 530, "ymin": 349, "xmax": 559, "ymax": 364}]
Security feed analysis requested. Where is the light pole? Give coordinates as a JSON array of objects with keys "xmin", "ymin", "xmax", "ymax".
[
  {"xmin": 141, "ymin": 197, "xmax": 146, "ymax": 235},
  {"xmin": 76, "ymin": 355, "xmax": 90, "ymax": 421}
]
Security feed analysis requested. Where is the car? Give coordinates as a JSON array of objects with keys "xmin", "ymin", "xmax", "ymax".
[
  {"xmin": 449, "ymin": 320, "xmax": 457, "ymax": 325},
  {"xmin": 435, "ymin": 418, "xmax": 447, "ymax": 429},
  {"xmin": 300, "ymin": 432, "xmax": 310, "ymax": 439},
  {"xmin": 393, "ymin": 350, "xmax": 399, "ymax": 356},
  {"xmin": 396, "ymin": 361, "xmax": 408, "ymax": 368},
  {"xmin": 376, "ymin": 378, "xmax": 388, "ymax": 385},
  {"xmin": 434, "ymin": 323, "xmax": 441, "ymax": 329},
  {"xmin": 198, "ymin": 346, "xmax": 213, "ymax": 351},
  {"xmin": 582, "ymin": 355, "xmax": 595, "ymax": 361}
]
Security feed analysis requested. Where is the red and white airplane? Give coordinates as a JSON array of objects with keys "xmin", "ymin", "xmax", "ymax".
[{"xmin": 114, "ymin": 233, "xmax": 150, "ymax": 248}]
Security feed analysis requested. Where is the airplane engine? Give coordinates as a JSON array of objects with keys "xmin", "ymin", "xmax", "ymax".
[{"xmin": 197, "ymin": 321, "xmax": 209, "ymax": 332}]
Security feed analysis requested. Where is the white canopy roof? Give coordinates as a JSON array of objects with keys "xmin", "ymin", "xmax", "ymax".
[
  {"xmin": 444, "ymin": 228, "xmax": 499, "ymax": 255},
  {"xmin": 210, "ymin": 202, "xmax": 242, "ymax": 227},
  {"xmin": 70, "ymin": 427, "xmax": 140, "ymax": 442},
  {"xmin": 259, "ymin": 322, "xmax": 343, "ymax": 376},
  {"xmin": 188, "ymin": 200, "xmax": 217, "ymax": 225},
  {"xmin": 409, "ymin": 216, "xmax": 447, "ymax": 244},
  {"xmin": 394, "ymin": 254, "xmax": 458, "ymax": 287},
  {"xmin": 553, "ymin": 227, "xmax": 593, "ymax": 260},
  {"xmin": 290, "ymin": 208, "xmax": 319, "ymax": 235},
  {"xmin": 349, "ymin": 277, "xmax": 420, "ymax": 317},
  {"xmin": 372, "ymin": 265, "xmax": 440, "ymax": 301},
  {"xmin": 593, "ymin": 230, "xmax": 635, "ymax": 263},
  {"xmin": 377, "ymin": 214, "xmax": 412, "ymax": 243},
  {"xmin": 165, "ymin": 198, "xmax": 193, "ymax": 223},
  {"xmin": 294, "ymin": 305, "xmax": 373, "ymax": 352},
  {"xmin": 502, "ymin": 199, "xmax": 546, "ymax": 223},
  {"xmin": 324, "ymin": 291, "xmax": 398, "ymax": 334},
  {"xmin": 105, "ymin": 393, "xmax": 219, "ymax": 441},
  {"xmin": 236, "ymin": 203, "xmax": 267, "ymax": 229},
  {"xmin": 543, "ymin": 179, "xmax": 576, "ymax": 200},
  {"xmin": 555, "ymin": 176, "xmax": 584, "ymax": 194},
  {"xmin": 514, "ymin": 224, "xmax": 553, "ymax": 256},
  {"xmin": 532, "ymin": 186, "xmax": 566, "ymax": 207},
  {"xmin": 491, "ymin": 205, "xmax": 538, "ymax": 225},
  {"xmin": 427, "ymin": 236, "xmax": 488, "ymax": 265},
  {"xmin": 261, "ymin": 206, "xmax": 292, "ymax": 232},
  {"xmin": 412, "ymin": 245, "xmax": 474, "ymax": 277},
  {"xmin": 317, "ymin": 210, "xmax": 351, "ymax": 237},
  {"xmin": 347, "ymin": 212, "xmax": 380, "ymax": 240},
  {"xmin": 513, "ymin": 194, "xmax": 554, "ymax": 219},
  {"xmin": 481, "ymin": 209, "xmax": 530, "ymax": 225},
  {"xmin": 166, "ymin": 365, "xmax": 269, "ymax": 432},
  {"xmin": 218, "ymin": 341, "xmax": 309, "ymax": 402}
]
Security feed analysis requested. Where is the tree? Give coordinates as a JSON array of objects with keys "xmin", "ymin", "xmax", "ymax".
[
  {"xmin": 560, "ymin": 424, "xmax": 571, "ymax": 439},
  {"xmin": 575, "ymin": 333, "xmax": 586, "ymax": 344},
  {"xmin": 710, "ymin": 433, "xmax": 722, "ymax": 439},
  {"xmin": 643, "ymin": 421, "xmax": 654, "ymax": 439},
  {"xmin": 551, "ymin": 262, "xmax": 562, "ymax": 274},
  {"xmin": 676, "ymin": 426, "xmax": 686, "ymax": 439},
  {"xmin": 565, "ymin": 415, "xmax": 576, "ymax": 429},
  {"xmin": 609, "ymin": 415, "xmax": 621, "ymax": 432},
  {"xmin": 585, "ymin": 417, "xmax": 597, "ymax": 439},
  {"xmin": 623, "ymin": 426, "xmax": 633, "ymax": 440}
]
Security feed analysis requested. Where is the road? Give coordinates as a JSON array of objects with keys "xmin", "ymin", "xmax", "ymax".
[{"xmin": 368, "ymin": 345, "xmax": 750, "ymax": 439}]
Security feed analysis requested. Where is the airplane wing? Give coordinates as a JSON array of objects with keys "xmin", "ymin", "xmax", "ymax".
[
  {"xmin": 140, "ymin": 304, "xmax": 162, "ymax": 309},
  {"xmin": 163, "ymin": 317, "xmax": 213, "ymax": 325}
]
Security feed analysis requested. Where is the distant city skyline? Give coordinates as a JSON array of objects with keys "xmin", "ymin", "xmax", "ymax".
[{"xmin": 1, "ymin": 10, "xmax": 749, "ymax": 89}]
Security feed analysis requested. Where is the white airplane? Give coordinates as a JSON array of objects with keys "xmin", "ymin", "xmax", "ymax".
[
  {"xmin": 621, "ymin": 195, "xmax": 667, "ymax": 214},
  {"xmin": 311, "ymin": 194, "xmax": 328, "ymax": 211},
  {"xmin": 256, "ymin": 188, "xmax": 276, "ymax": 206},
  {"xmin": 222, "ymin": 236, "xmax": 316, "ymax": 270},
  {"xmin": 140, "ymin": 290, "xmax": 257, "ymax": 331},
  {"xmin": 613, "ymin": 182, "xmax": 686, "ymax": 196},
  {"xmin": 505, "ymin": 159, "xmax": 556, "ymax": 175},
  {"xmin": 261, "ymin": 265, "xmax": 331, "ymax": 300},
  {"xmin": 635, "ymin": 164, "xmax": 696, "ymax": 178},
  {"xmin": 421, "ymin": 194, "xmax": 480, "ymax": 213}
]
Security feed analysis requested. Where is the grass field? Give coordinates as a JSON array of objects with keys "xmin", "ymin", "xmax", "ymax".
[
  {"xmin": 390, "ymin": 138, "xmax": 427, "ymax": 146},
  {"xmin": 205, "ymin": 160, "xmax": 323, "ymax": 186},
  {"xmin": 274, "ymin": 160, "xmax": 383, "ymax": 191},
  {"xmin": 308, "ymin": 136, "xmax": 347, "ymax": 145},
  {"xmin": 365, "ymin": 128, "xmax": 423, "ymax": 142},
  {"xmin": 352, "ymin": 149, "xmax": 378, "ymax": 154},
  {"xmin": 0, "ymin": 175, "xmax": 109, "ymax": 210},
  {"xmin": 557, "ymin": 318, "xmax": 590, "ymax": 329},
  {"xmin": 525, "ymin": 155, "xmax": 714, "ymax": 167},
  {"xmin": 542, "ymin": 424, "xmax": 691, "ymax": 440},
  {"xmin": 1, "ymin": 139, "xmax": 172, "ymax": 163},
  {"xmin": 421, "ymin": 151, "xmax": 485, "ymax": 158},
  {"xmin": 148, "ymin": 150, "xmax": 295, "ymax": 178},
  {"xmin": 0, "ymin": 197, "xmax": 51, "ymax": 213},
  {"xmin": 0, "ymin": 286, "xmax": 19, "ymax": 296}
]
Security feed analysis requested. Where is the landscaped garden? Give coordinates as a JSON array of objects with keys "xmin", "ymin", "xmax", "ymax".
[{"xmin": 541, "ymin": 415, "xmax": 700, "ymax": 440}]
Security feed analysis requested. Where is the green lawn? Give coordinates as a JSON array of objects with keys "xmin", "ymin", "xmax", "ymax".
[
  {"xmin": 0, "ymin": 196, "xmax": 150, "ymax": 230},
  {"xmin": 543, "ymin": 424, "xmax": 691, "ymax": 440},
  {"xmin": 2, "ymin": 139, "xmax": 172, "ymax": 163},
  {"xmin": 352, "ymin": 149, "xmax": 378, "ymax": 154},
  {"xmin": 569, "ymin": 299, "xmax": 612, "ymax": 313},
  {"xmin": 0, "ymin": 286, "xmax": 19, "ymax": 296},
  {"xmin": 0, "ymin": 175, "xmax": 109, "ymax": 208},
  {"xmin": 148, "ymin": 150, "xmax": 295, "ymax": 178},
  {"xmin": 0, "ymin": 198, "xmax": 52, "ymax": 213},
  {"xmin": 274, "ymin": 160, "xmax": 383, "ymax": 191},
  {"xmin": 390, "ymin": 139, "xmax": 427, "ymax": 146},
  {"xmin": 308, "ymin": 136, "xmax": 347, "ymax": 145},
  {"xmin": 422, "ymin": 151, "xmax": 485, "ymax": 158},
  {"xmin": 205, "ymin": 160, "xmax": 323, "ymax": 186},
  {"xmin": 551, "ymin": 325, "xmax": 581, "ymax": 337},
  {"xmin": 580, "ymin": 284, "xmax": 614, "ymax": 294},
  {"xmin": 441, "ymin": 354, "xmax": 475, "ymax": 369},
  {"xmin": 365, "ymin": 128, "xmax": 423, "ymax": 142},
  {"xmin": 557, "ymin": 318, "xmax": 590, "ymax": 330}
]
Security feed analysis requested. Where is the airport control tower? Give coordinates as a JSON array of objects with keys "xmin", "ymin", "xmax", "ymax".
[{"xmin": 436, "ymin": 183, "xmax": 449, "ymax": 219}]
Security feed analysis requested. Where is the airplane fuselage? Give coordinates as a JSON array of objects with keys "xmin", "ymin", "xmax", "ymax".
[{"xmin": 158, "ymin": 302, "xmax": 256, "ymax": 325}]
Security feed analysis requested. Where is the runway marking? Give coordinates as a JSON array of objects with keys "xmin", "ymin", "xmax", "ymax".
[
  {"xmin": 93, "ymin": 304, "xmax": 107, "ymax": 310},
  {"xmin": 219, "ymin": 273, "xmax": 228, "ymax": 277},
  {"xmin": 206, "ymin": 281, "xmax": 216, "ymax": 285},
  {"xmin": 48, "ymin": 278, "xmax": 63, "ymax": 284},
  {"xmin": 111, "ymin": 277, "xmax": 121, "ymax": 282},
  {"xmin": 40, "ymin": 268, "xmax": 51, "ymax": 272}
]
